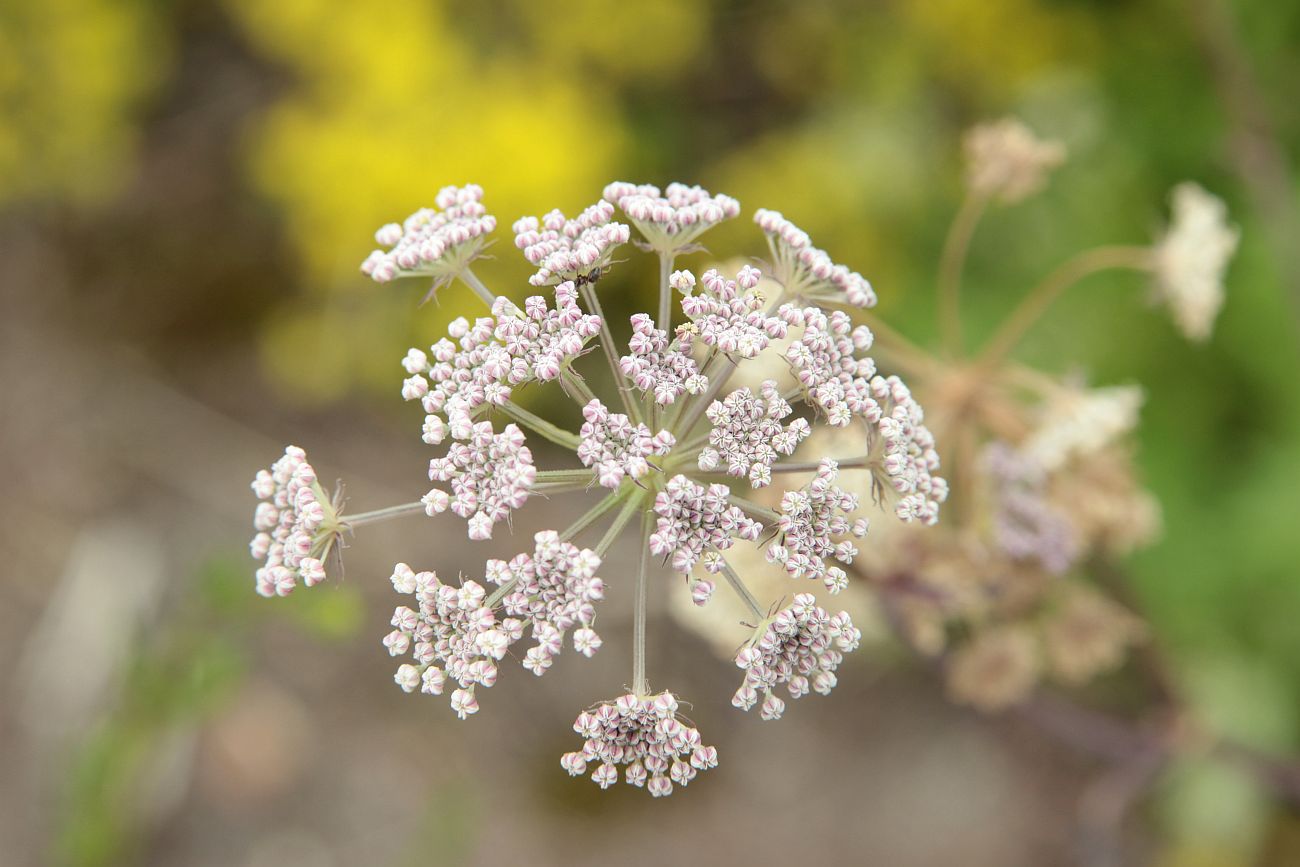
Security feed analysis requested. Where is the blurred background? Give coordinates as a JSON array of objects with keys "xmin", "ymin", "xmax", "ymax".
[{"xmin": 2, "ymin": 0, "xmax": 1299, "ymax": 865}]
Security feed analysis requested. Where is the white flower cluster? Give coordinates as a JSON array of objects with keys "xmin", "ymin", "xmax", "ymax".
[
  {"xmin": 783, "ymin": 305, "xmax": 878, "ymax": 427},
  {"xmin": 619, "ymin": 313, "xmax": 708, "ymax": 405},
  {"xmin": 487, "ymin": 530, "xmax": 606, "ymax": 674},
  {"xmin": 513, "ymin": 202, "xmax": 630, "ymax": 286},
  {"xmin": 698, "ymin": 380, "xmax": 810, "ymax": 487},
  {"xmin": 963, "ymin": 118, "xmax": 1065, "ymax": 204},
  {"xmin": 754, "ymin": 209, "xmax": 877, "ymax": 307},
  {"xmin": 254, "ymin": 176, "xmax": 956, "ymax": 798},
  {"xmin": 250, "ymin": 446, "xmax": 333, "ymax": 597},
  {"xmin": 577, "ymin": 399, "xmax": 675, "ymax": 488},
  {"xmin": 561, "ymin": 692, "xmax": 718, "ymax": 797},
  {"xmin": 679, "ymin": 266, "xmax": 788, "ymax": 359},
  {"xmin": 1153, "ymin": 182, "xmax": 1239, "ymax": 342},
  {"xmin": 385, "ymin": 565, "xmax": 518, "ymax": 720},
  {"xmin": 361, "ymin": 184, "xmax": 496, "ymax": 288},
  {"xmin": 872, "ymin": 375, "xmax": 947, "ymax": 524},
  {"xmin": 603, "ymin": 181, "xmax": 740, "ymax": 255},
  {"xmin": 491, "ymin": 283, "xmax": 602, "ymax": 383},
  {"xmin": 733, "ymin": 594, "xmax": 861, "ymax": 720},
  {"xmin": 1022, "ymin": 384, "xmax": 1143, "ymax": 472},
  {"xmin": 767, "ymin": 459, "xmax": 869, "ymax": 593},
  {"xmin": 650, "ymin": 475, "xmax": 763, "ymax": 573},
  {"xmin": 426, "ymin": 420, "xmax": 535, "ymax": 540},
  {"xmin": 402, "ymin": 316, "xmax": 511, "ymax": 441}
]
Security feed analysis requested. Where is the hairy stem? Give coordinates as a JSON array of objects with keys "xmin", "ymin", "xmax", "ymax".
[
  {"xmin": 717, "ymin": 558, "xmax": 766, "ymax": 621},
  {"xmin": 344, "ymin": 501, "xmax": 427, "ymax": 527},
  {"xmin": 937, "ymin": 192, "xmax": 988, "ymax": 358},
  {"xmin": 979, "ymin": 246, "xmax": 1154, "ymax": 370}
]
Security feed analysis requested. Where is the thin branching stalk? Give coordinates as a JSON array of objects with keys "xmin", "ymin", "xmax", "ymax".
[
  {"xmin": 578, "ymin": 282, "xmax": 644, "ymax": 424},
  {"xmin": 497, "ymin": 401, "xmax": 581, "ymax": 449},
  {"xmin": 717, "ymin": 558, "xmax": 765, "ymax": 621},
  {"xmin": 459, "ymin": 266, "xmax": 499, "ymax": 309},
  {"xmin": 657, "ymin": 251, "xmax": 675, "ymax": 333},
  {"xmin": 595, "ymin": 489, "xmax": 645, "ymax": 557},
  {"xmin": 559, "ymin": 488, "xmax": 628, "ymax": 542},
  {"xmin": 936, "ymin": 191, "xmax": 988, "ymax": 357},
  {"xmin": 978, "ymin": 245, "xmax": 1153, "ymax": 369},
  {"xmin": 344, "ymin": 501, "xmax": 426, "ymax": 527},
  {"xmin": 727, "ymin": 494, "xmax": 780, "ymax": 524},
  {"xmin": 632, "ymin": 510, "xmax": 653, "ymax": 696}
]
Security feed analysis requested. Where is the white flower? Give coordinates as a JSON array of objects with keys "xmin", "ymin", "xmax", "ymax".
[
  {"xmin": 561, "ymin": 692, "xmax": 717, "ymax": 797},
  {"xmin": 1153, "ymin": 182, "xmax": 1239, "ymax": 341},
  {"xmin": 963, "ymin": 118, "xmax": 1065, "ymax": 204},
  {"xmin": 360, "ymin": 184, "xmax": 496, "ymax": 299}
]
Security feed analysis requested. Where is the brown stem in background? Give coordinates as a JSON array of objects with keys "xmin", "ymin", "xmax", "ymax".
[
  {"xmin": 936, "ymin": 192, "xmax": 988, "ymax": 358},
  {"xmin": 978, "ymin": 246, "xmax": 1152, "ymax": 370},
  {"xmin": 866, "ymin": 567, "xmax": 1300, "ymax": 810}
]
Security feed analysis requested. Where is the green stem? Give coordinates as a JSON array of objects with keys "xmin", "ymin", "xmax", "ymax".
[
  {"xmin": 978, "ymin": 246, "xmax": 1154, "ymax": 370},
  {"xmin": 717, "ymin": 558, "xmax": 765, "ymax": 621},
  {"xmin": 657, "ymin": 252, "xmax": 675, "ymax": 332},
  {"xmin": 560, "ymin": 366, "xmax": 599, "ymax": 405},
  {"xmin": 459, "ymin": 267, "xmax": 500, "ymax": 310},
  {"xmin": 497, "ymin": 401, "xmax": 581, "ymax": 449},
  {"xmin": 676, "ymin": 353, "xmax": 737, "ymax": 441},
  {"xmin": 937, "ymin": 192, "xmax": 988, "ymax": 358},
  {"xmin": 595, "ymin": 490, "xmax": 645, "ymax": 557},
  {"xmin": 633, "ymin": 510, "xmax": 653, "ymax": 696},
  {"xmin": 560, "ymin": 488, "xmax": 628, "ymax": 542},
  {"xmin": 578, "ymin": 282, "xmax": 644, "ymax": 424},
  {"xmin": 344, "ymin": 501, "xmax": 427, "ymax": 527},
  {"xmin": 727, "ymin": 495, "xmax": 780, "ymax": 524}
]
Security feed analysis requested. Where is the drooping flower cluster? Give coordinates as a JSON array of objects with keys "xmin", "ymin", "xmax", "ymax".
[
  {"xmin": 561, "ymin": 692, "xmax": 718, "ymax": 797},
  {"xmin": 733, "ymin": 594, "xmax": 861, "ymax": 721},
  {"xmin": 872, "ymin": 375, "xmax": 946, "ymax": 524},
  {"xmin": 754, "ymin": 209, "xmax": 877, "ymax": 307},
  {"xmin": 1152, "ymin": 182, "xmax": 1239, "ymax": 342},
  {"xmin": 963, "ymin": 118, "xmax": 1066, "ymax": 204},
  {"xmin": 426, "ymin": 420, "xmax": 535, "ymax": 539},
  {"xmin": 491, "ymin": 283, "xmax": 602, "ymax": 384},
  {"xmin": 767, "ymin": 459, "xmax": 870, "ymax": 593},
  {"xmin": 620, "ymin": 313, "xmax": 708, "ymax": 405},
  {"xmin": 782, "ymin": 305, "xmax": 878, "ymax": 426},
  {"xmin": 361, "ymin": 184, "xmax": 496, "ymax": 290},
  {"xmin": 402, "ymin": 316, "xmax": 511, "ymax": 441},
  {"xmin": 985, "ymin": 443, "xmax": 1078, "ymax": 575},
  {"xmin": 603, "ymin": 181, "xmax": 740, "ymax": 255},
  {"xmin": 384, "ymin": 564, "xmax": 518, "ymax": 719},
  {"xmin": 698, "ymin": 381, "xmax": 810, "ymax": 487},
  {"xmin": 679, "ymin": 266, "xmax": 787, "ymax": 359},
  {"xmin": 250, "ymin": 446, "xmax": 334, "ymax": 597},
  {"xmin": 577, "ymin": 399, "xmax": 675, "ymax": 488},
  {"xmin": 486, "ymin": 530, "xmax": 606, "ymax": 674},
  {"xmin": 649, "ymin": 475, "xmax": 763, "ymax": 573},
  {"xmin": 513, "ymin": 202, "xmax": 630, "ymax": 286}
]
